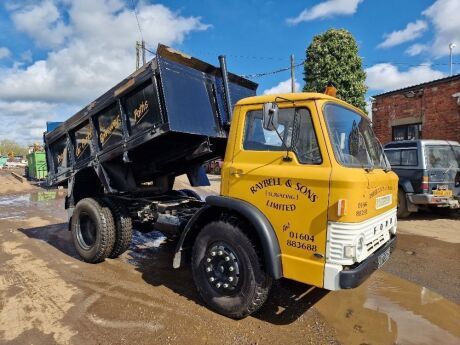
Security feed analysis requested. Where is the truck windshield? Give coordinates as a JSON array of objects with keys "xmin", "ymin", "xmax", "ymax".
[
  {"xmin": 324, "ymin": 103, "xmax": 389, "ymax": 170},
  {"xmin": 424, "ymin": 145, "xmax": 460, "ymax": 169}
]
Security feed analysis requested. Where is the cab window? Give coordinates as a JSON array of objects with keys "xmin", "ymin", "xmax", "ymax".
[
  {"xmin": 243, "ymin": 108, "xmax": 322, "ymax": 164},
  {"xmin": 384, "ymin": 149, "xmax": 418, "ymax": 166}
]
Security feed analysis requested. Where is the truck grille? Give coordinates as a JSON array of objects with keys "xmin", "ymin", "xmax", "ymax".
[{"xmin": 326, "ymin": 208, "xmax": 396, "ymax": 265}]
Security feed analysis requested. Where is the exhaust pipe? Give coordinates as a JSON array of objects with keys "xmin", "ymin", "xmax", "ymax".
[{"xmin": 218, "ymin": 55, "xmax": 233, "ymax": 122}]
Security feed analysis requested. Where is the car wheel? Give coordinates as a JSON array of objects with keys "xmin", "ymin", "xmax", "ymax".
[
  {"xmin": 192, "ymin": 220, "xmax": 272, "ymax": 319},
  {"xmin": 71, "ymin": 198, "xmax": 115, "ymax": 263},
  {"xmin": 102, "ymin": 198, "xmax": 133, "ymax": 258}
]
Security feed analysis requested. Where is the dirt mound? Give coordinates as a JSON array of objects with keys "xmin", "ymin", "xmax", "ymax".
[{"xmin": 0, "ymin": 169, "xmax": 38, "ymax": 195}]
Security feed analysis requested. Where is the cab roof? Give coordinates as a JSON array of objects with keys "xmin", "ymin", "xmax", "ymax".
[{"xmin": 235, "ymin": 92, "xmax": 366, "ymax": 116}]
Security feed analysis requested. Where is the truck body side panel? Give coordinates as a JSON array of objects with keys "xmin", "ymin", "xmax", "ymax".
[{"xmin": 44, "ymin": 44, "xmax": 257, "ymax": 191}]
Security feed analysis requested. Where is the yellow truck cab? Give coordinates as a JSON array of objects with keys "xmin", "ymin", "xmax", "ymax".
[{"xmin": 221, "ymin": 92, "xmax": 397, "ymax": 291}]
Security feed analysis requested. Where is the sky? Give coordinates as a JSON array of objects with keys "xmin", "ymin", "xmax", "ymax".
[{"xmin": 0, "ymin": 0, "xmax": 459, "ymax": 145}]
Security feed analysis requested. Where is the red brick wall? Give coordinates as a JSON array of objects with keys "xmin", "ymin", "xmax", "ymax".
[{"xmin": 372, "ymin": 78, "xmax": 460, "ymax": 144}]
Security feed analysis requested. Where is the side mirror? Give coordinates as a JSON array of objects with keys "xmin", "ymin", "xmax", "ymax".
[{"xmin": 262, "ymin": 102, "xmax": 279, "ymax": 131}]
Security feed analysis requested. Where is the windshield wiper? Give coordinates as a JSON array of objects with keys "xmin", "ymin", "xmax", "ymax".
[
  {"xmin": 364, "ymin": 164, "xmax": 374, "ymax": 173},
  {"xmin": 442, "ymin": 162, "xmax": 456, "ymax": 177}
]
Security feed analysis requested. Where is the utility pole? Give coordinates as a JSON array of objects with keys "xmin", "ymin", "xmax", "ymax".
[
  {"xmin": 141, "ymin": 40, "xmax": 146, "ymax": 66},
  {"xmin": 136, "ymin": 40, "xmax": 146, "ymax": 70},
  {"xmin": 290, "ymin": 54, "xmax": 295, "ymax": 93},
  {"xmin": 449, "ymin": 43, "xmax": 456, "ymax": 76},
  {"xmin": 136, "ymin": 41, "xmax": 140, "ymax": 70}
]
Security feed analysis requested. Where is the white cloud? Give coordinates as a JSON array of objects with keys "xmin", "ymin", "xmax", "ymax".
[
  {"xmin": 11, "ymin": 1, "xmax": 72, "ymax": 48},
  {"xmin": 378, "ymin": 20, "xmax": 428, "ymax": 49},
  {"xmin": 0, "ymin": 47, "xmax": 11, "ymax": 59},
  {"xmin": 405, "ymin": 43, "xmax": 428, "ymax": 56},
  {"xmin": 423, "ymin": 0, "xmax": 460, "ymax": 57},
  {"xmin": 263, "ymin": 79, "xmax": 300, "ymax": 95},
  {"xmin": 0, "ymin": 0, "xmax": 210, "ymax": 144},
  {"xmin": 365, "ymin": 99, "xmax": 373, "ymax": 119},
  {"xmin": 0, "ymin": 101, "xmax": 58, "ymax": 144},
  {"xmin": 366, "ymin": 63, "xmax": 445, "ymax": 93},
  {"xmin": 286, "ymin": 0, "xmax": 363, "ymax": 25}
]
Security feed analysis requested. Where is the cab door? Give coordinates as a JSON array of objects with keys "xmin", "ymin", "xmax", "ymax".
[{"xmin": 224, "ymin": 102, "xmax": 332, "ymax": 287}]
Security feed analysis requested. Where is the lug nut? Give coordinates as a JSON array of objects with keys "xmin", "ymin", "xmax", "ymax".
[
  {"xmin": 206, "ymin": 267, "xmax": 212, "ymax": 272},
  {"xmin": 218, "ymin": 250, "xmax": 223, "ymax": 256},
  {"xmin": 223, "ymin": 283, "xmax": 229, "ymax": 288},
  {"xmin": 206, "ymin": 258, "xmax": 211, "ymax": 263},
  {"xmin": 209, "ymin": 277, "xmax": 215, "ymax": 282},
  {"xmin": 225, "ymin": 256, "xmax": 230, "ymax": 261},
  {"xmin": 229, "ymin": 266, "xmax": 234, "ymax": 272},
  {"xmin": 228, "ymin": 277, "xmax": 234, "ymax": 282},
  {"xmin": 211, "ymin": 251, "xmax": 216, "ymax": 256},
  {"xmin": 216, "ymin": 282, "xmax": 221, "ymax": 288}
]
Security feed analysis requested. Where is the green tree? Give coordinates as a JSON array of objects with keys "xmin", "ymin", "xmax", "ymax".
[
  {"xmin": 0, "ymin": 139, "xmax": 28, "ymax": 156},
  {"xmin": 303, "ymin": 28, "xmax": 367, "ymax": 111}
]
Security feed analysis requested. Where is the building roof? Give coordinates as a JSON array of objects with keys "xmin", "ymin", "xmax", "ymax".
[{"xmin": 372, "ymin": 73, "xmax": 460, "ymax": 98}]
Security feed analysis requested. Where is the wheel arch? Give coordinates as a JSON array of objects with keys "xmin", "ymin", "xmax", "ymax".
[
  {"xmin": 173, "ymin": 195, "xmax": 283, "ymax": 279},
  {"xmin": 70, "ymin": 167, "xmax": 105, "ymax": 206}
]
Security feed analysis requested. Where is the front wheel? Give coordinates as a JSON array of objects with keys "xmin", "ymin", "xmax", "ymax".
[{"xmin": 191, "ymin": 220, "xmax": 272, "ymax": 319}]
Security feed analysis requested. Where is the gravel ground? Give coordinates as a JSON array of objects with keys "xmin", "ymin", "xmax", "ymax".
[{"xmin": 0, "ymin": 173, "xmax": 459, "ymax": 345}]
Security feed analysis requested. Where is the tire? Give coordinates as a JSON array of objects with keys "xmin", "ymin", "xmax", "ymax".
[
  {"xmin": 102, "ymin": 198, "xmax": 133, "ymax": 258},
  {"xmin": 397, "ymin": 189, "xmax": 411, "ymax": 218},
  {"xmin": 191, "ymin": 220, "xmax": 272, "ymax": 319},
  {"xmin": 71, "ymin": 198, "xmax": 116, "ymax": 263}
]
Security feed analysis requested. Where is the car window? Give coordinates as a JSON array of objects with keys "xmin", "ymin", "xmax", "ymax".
[
  {"xmin": 424, "ymin": 145, "xmax": 460, "ymax": 169},
  {"xmin": 243, "ymin": 108, "xmax": 322, "ymax": 164},
  {"xmin": 324, "ymin": 103, "xmax": 388, "ymax": 169},
  {"xmin": 385, "ymin": 150, "xmax": 401, "ymax": 165},
  {"xmin": 401, "ymin": 149, "xmax": 418, "ymax": 166}
]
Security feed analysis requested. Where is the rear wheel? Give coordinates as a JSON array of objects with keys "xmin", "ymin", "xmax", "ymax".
[
  {"xmin": 191, "ymin": 220, "xmax": 272, "ymax": 319},
  {"xmin": 71, "ymin": 198, "xmax": 115, "ymax": 263},
  {"xmin": 102, "ymin": 198, "xmax": 133, "ymax": 258},
  {"xmin": 397, "ymin": 189, "xmax": 411, "ymax": 218}
]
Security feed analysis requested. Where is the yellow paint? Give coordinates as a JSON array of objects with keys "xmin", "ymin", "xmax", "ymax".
[{"xmin": 222, "ymin": 93, "xmax": 398, "ymax": 288}]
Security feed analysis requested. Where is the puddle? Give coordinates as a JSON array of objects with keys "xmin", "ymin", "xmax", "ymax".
[
  {"xmin": 315, "ymin": 270, "xmax": 460, "ymax": 345},
  {"xmin": 0, "ymin": 190, "xmax": 66, "ymax": 221},
  {"xmin": 127, "ymin": 230, "xmax": 167, "ymax": 264}
]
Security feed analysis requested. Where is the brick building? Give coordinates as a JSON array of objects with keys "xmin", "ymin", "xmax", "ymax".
[{"xmin": 371, "ymin": 74, "xmax": 460, "ymax": 144}]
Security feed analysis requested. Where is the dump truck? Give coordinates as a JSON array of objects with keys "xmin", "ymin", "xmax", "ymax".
[{"xmin": 44, "ymin": 44, "xmax": 398, "ymax": 319}]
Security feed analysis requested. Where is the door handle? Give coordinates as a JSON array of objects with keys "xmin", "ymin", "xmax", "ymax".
[{"xmin": 230, "ymin": 168, "xmax": 244, "ymax": 176}]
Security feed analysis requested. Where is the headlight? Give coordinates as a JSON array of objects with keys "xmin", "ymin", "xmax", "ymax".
[
  {"xmin": 343, "ymin": 233, "xmax": 365, "ymax": 260},
  {"xmin": 344, "ymin": 245, "xmax": 355, "ymax": 258},
  {"xmin": 389, "ymin": 216, "xmax": 397, "ymax": 235},
  {"xmin": 356, "ymin": 234, "xmax": 365, "ymax": 259}
]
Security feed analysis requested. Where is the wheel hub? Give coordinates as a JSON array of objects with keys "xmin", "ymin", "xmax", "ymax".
[
  {"xmin": 76, "ymin": 213, "xmax": 97, "ymax": 250},
  {"xmin": 204, "ymin": 244, "xmax": 240, "ymax": 293}
]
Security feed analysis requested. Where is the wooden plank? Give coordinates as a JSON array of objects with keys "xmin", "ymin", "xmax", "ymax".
[{"xmin": 11, "ymin": 171, "xmax": 25, "ymax": 183}]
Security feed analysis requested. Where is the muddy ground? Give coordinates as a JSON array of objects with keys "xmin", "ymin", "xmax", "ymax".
[{"xmin": 0, "ymin": 170, "xmax": 459, "ymax": 345}]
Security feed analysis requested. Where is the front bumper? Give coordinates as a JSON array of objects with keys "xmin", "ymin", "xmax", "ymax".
[
  {"xmin": 324, "ymin": 235, "xmax": 397, "ymax": 290},
  {"xmin": 339, "ymin": 236, "xmax": 397, "ymax": 289},
  {"xmin": 408, "ymin": 193, "xmax": 460, "ymax": 208}
]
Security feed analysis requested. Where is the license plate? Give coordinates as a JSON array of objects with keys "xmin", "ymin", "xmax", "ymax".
[
  {"xmin": 433, "ymin": 190, "xmax": 452, "ymax": 197},
  {"xmin": 377, "ymin": 248, "xmax": 391, "ymax": 268},
  {"xmin": 376, "ymin": 194, "xmax": 392, "ymax": 210}
]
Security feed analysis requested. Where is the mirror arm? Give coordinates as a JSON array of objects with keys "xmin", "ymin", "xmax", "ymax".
[{"xmin": 271, "ymin": 121, "xmax": 292, "ymax": 162}]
